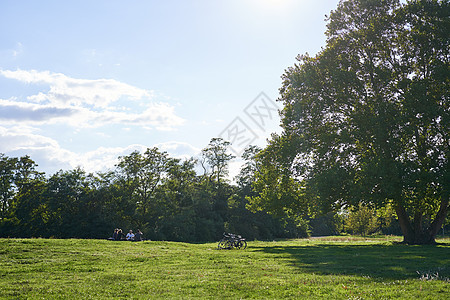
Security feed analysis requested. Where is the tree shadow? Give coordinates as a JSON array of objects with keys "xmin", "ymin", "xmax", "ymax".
[{"xmin": 252, "ymin": 243, "xmax": 450, "ymax": 280}]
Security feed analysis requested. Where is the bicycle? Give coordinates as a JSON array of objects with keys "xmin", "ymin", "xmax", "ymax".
[{"xmin": 218, "ymin": 232, "xmax": 247, "ymax": 250}]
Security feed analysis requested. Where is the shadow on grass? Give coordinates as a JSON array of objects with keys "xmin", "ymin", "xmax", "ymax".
[{"xmin": 252, "ymin": 243, "xmax": 450, "ymax": 280}]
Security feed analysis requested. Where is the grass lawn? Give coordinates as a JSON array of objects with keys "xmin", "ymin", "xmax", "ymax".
[{"xmin": 0, "ymin": 236, "xmax": 449, "ymax": 299}]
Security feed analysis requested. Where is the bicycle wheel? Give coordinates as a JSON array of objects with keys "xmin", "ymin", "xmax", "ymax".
[
  {"xmin": 218, "ymin": 239, "xmax": 227, "ymax": 249},
  {"xmin": 237, "ymin": 240, "xmax": 247, "ymax": 250},
  {"xmin": 218, "ymin": 239, "xmax": 232, "ymax": 249}
]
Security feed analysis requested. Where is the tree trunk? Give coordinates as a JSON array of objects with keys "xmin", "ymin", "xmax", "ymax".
[
  {"xmin": 426, "ymin": 198, "xmax": 449, "ymax": 242},
  {"xmin": 395, "ymin": 200, "xmax": 449, "ymax": 244},
  {"xmin": 394, "ymin": 203, "xmax": 415, "ymax": 243}
]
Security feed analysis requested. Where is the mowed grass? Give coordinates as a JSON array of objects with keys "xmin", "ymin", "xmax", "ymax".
[{"xmin": 0, "ymin": 236, "xmax": 449, "ymax": 299}]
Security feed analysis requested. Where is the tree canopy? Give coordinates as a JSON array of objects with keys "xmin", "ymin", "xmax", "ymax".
[{"xmin": 249, "ymin": 0, "xmax": 449, "ymax": 244}]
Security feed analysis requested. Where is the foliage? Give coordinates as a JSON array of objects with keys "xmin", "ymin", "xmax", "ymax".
[
  {"xmin": 253, "ymin": 0, "xmax": 449, "ymax": 244},
  {"xmin": 344, "ymin": 203, "xmax": 379, "ymax": 236},
  {"xmin": 200, "ymin": 137, "xmax": 235, "ymax": 186},
  {"xmin": 0, "ymin": 154, "xmax": 17, "ymax": 220},
  {"xmin": 1, "ymin": 237, "xmax": 449, "ymax": 299},
  {"xmin": 247, "ymin": 135, "xmax": 312, "ymax": 219},
  {"xmin": 375, "ymin": 202, "xmax": 402, "ymax": 235},
  {"xmin": 0, "ymin": 139, "xmax": 296, "ymax": 241},
  {"xmin": 309, "ymin": 211, "xmax": 345, "ymax": 236}
]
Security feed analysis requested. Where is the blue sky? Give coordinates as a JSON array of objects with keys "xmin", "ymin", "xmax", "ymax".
[{"xmin": 0, "ymin": 0, "xmax": 340, "ymax": 177}]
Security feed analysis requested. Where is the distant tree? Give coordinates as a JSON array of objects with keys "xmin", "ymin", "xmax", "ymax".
[
  {"xmin": 44, "ymin": 168, "xmax": 103, "ymax": 238},
  {"xmin": 309, "ymin": 211, "xmax": 344, "ymax": 236},
  {"xmin": 198, "ymin": 138, "xmax": 236, "ymax": 236},
  {"xmin": 94, "ymin": 170, "xmax": 136, "ymax": 235},
  {"xmin": 152, "ymin": 158, "xmax": 199, "ymax": 241},
  {"xmin": 253, "ymin": 0, "xmax": 449, "ymax": 244},
  {"xmin": 0, "ymin": 154, "xmax": 48, "ymax": 237},
  {"xmin": 344, "ymin": 203, "xmax": 378, "ymax": 237},
  {"xmin": 227, "ymin": 145, "xmax": 278, "ymax": 239},
  {"xmin": 116, "ymin": 148, "xmax": 173, "ymax": 228},
  {"xmin": 14, "ymin": 175, "xmax": 47, "ymax": 237},
  {"xmin": 0, "ymin": 154, "xmax": 17, "ymax": 220},
  {"xmin": 236, "ymin": 145, "xmax": 262, "ymax": 190},
  {"xmin": 245, "ymin": 142, "xmax": 313, "ymax": 238},
  {"xmin": 201, "ymin": 138, "xmax": 235, "ymax": 186},
  {"xmin": 247, "ymin": 135, "xmax": 311, "ymax": 220}
]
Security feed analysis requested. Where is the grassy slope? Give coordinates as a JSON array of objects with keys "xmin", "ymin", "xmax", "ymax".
[{"xmin": 0, "ymin": 236, "xmax": 449, "ymax": 299}]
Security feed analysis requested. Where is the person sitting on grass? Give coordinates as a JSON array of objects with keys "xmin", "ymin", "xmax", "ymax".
[
  {"xmin": 134, "ymin": 229, "xmax": 143, "ymax": 241},
  {"xmin": 126, "ymin": 230, "xmax": 135, "ymax": 241},
  {"xmin": 116, "ymin": 229, "xmax": 124, "ymax": 240}
]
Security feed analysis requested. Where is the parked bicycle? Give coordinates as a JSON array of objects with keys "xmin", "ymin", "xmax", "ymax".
[{"xmin": 218, "ymin": 233, "xmax": 247, "ymax": 250}]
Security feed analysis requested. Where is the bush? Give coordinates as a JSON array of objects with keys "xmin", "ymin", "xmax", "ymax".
[{"xmin": 344, "ymin": 203, "xmax": 378, "ymax": 236}]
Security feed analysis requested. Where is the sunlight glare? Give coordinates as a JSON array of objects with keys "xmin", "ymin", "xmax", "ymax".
[{"xmin": 248, "ymin": 0, "xmax": 296, "ymax": 14}]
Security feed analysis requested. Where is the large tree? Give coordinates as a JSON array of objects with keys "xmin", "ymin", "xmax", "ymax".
[{"xmin": 253, "ymin": 0, "xmax": 449, "ymax": 244}]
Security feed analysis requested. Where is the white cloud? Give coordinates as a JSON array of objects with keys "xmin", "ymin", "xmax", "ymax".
[
  {"xmin": 0, "ymin": 69, "xmax": 151, "ymax": 108},
  {"xmin": 78, "ymin": 142, "xmax": 201, "ymax": 174},
  {"xmin": 77, "ymin": 144, "xmax": 148, "ymax": 173},
  {"xmin": 0, "ymin": 69, "xmax": 191, "ymax": 174},
  {"xmin": 0, "ymin": 126, "xmax": 59, "ymax": 152},
  {"xmin": 0, "ymin": 126, "xmax": 135, "ymax": 174},
  {"xmin": 0, "ymin": 126, "xmax": 200, "ymax": 175},
  {"xmin": 0, "ymin": 69, "xmax": 185, "ymax": 129},
  {"xmin": 88, "ymin": 102, "xmax": 185, "ymax": 129},
  {"xmin": 0, "ymin": 126, "xmax": 75, "ymax": 173},
  {"xmin": 154, "ymin": 141, "xmax": 200, "ymax": 159},
  {"xmin": 0, "ymin": 98, "xmax": 77, "ymax": 123}
]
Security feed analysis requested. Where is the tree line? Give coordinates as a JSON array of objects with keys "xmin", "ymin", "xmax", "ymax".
[
  {"xmin": 0, "ymin": 138, "xmax": 405, "ymax": 241},
  {"xmin": 0, "ymin": 139, "xmax": 302, "ymax": 241}
]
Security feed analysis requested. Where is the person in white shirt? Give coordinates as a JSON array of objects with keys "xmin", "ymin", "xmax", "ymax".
[{"xmin": 126, "ymin": 230, "xmax": 135, "ymax": 241}]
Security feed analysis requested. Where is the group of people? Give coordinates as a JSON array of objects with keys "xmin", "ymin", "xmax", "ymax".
[{"xmin": 111, "ymin": 228, "xmax": 144, "ymax": 241}]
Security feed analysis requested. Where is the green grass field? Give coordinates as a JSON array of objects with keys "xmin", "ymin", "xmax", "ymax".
[{"xmin": 1, "ymin": 236, "xmax": 449, "ymax": 299}]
